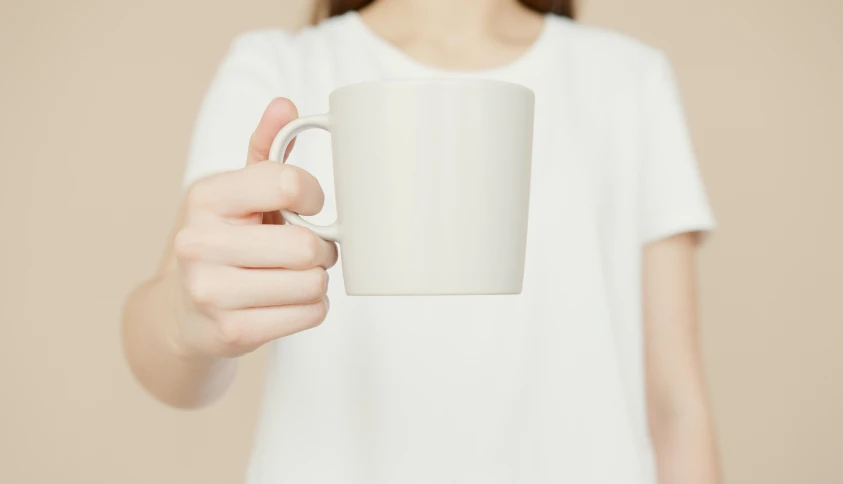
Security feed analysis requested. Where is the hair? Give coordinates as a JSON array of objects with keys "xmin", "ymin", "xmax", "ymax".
[{"xmin": 326, "ymin": 0, "xmax": 575, "ymax": 19}]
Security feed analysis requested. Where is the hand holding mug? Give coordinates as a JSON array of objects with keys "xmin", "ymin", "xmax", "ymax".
[
  {"xmin": 169, "ymin": 79, "xmax": 535, "ymax": 358},
  {"xmin": 172, "ymin": 98, "xmax": 337, "ymax": 358}
]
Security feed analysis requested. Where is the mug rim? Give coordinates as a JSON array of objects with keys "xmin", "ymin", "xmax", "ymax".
[{"xmin": 330, "ymin": 78, "xmax": 534, "ymax": 100}]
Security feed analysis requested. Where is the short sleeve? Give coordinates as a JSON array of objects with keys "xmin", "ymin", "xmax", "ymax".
[
  {"xmin": 639, "ymin": 54, "xmax": 716, "ymax": 244},
  {"xmin": 182, "ymin": 31, "xmax": 290, "ymax": 188}
]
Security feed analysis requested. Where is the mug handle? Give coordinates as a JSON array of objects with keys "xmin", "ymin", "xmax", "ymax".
[{"xmin": 267, "ymin": 114, "xmax": 341, "ymax": 242}]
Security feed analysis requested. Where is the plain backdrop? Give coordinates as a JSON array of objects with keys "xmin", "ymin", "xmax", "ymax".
[{"xmin": 1, "ymin": 0, "xmax": 841, "ymax": 482}]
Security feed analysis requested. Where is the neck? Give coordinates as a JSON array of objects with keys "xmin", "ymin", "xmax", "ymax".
[{"xmin": 363, "ymin": 0, "xmax": 526, "ymax": 37}]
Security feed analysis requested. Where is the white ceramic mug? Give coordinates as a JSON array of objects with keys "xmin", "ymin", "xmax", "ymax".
[{"xmin": 268, "ymin": 79, "xmax": 534, "ymax": 295}]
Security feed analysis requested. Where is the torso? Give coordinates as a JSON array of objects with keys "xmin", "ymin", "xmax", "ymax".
[{"xmin": 186, "ymin": 12, "xmax": 711, "ymax": 483}]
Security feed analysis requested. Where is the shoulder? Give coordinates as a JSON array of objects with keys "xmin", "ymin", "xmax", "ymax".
[
  {"xmin": 552, "ymin": 17, "xmax": 664, "ymax": 62},
  {"xmin": 547, "ymin": 16, "xmax": 671, "ymax": 86},
  {"xmin": 222, "ymin": 16, "xmax": 355, "ymax": 100},
  {"xmin": 225, "ymin": 15, "xmax": 352, "ymax": 67},
  {"xmin": 221, "ymin": 28, "xmax": 297, "ymax": 73}
]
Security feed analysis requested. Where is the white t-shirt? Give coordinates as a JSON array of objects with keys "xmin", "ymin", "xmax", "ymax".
[{"xmin": 184, "ymin": 12, "xmax": 715, "ymax": 484}]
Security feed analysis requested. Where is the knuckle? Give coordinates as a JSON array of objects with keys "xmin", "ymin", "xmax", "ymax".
[
  {"xmin": 279, "ymin": 166, "xmax": 304, "ymax": 205},
  {"xmin": 289, "ymin": 225, "xmax": 321, "ymax": 265},
  {"xmin": 301, "ymin": 269, "xmax": 328, "ymax": 302},
  {"xmin": 185, "ymin": 275, "xmax": 216, "ymax": 308},
  {"xmin": 326, "ymin": 242, "xmax": 339, "ymax": 268},
  {"xmin": 186, "ymin": 179, "xmax": 213, "ymax": 209},
  {"xmin": 173, "ymin": 228, "xmax": 203, "ymax": 261},
  {"xmin": 302, "ymin": 230, "xmax": 323, "ymax": 265},
  {"xmin": 217, "ymin": 314, "xmax": 246, "ymax": 347},
  {"xmin": 304, "ymin": 301, "xmax": 329, "ymax": 329}
]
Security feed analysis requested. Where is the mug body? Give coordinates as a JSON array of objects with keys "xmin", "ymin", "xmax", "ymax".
[{"xmin": 328, "ymin": 79, "xmax": 534, "ymax": 295}]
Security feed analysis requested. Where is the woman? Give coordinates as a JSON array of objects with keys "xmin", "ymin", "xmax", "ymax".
[{"xmin": 123, "ymin": 0, "xmax": 721, "ymax": 482}]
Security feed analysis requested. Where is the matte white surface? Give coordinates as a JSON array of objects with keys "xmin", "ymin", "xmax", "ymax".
[{"xmin": 269, "ymin": 79, "xmax": 534, "ymax": 295}]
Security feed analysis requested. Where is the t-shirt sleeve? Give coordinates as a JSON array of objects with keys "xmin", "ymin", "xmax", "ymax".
[
  {"xmin": 639, "ymin": 53, "xmax": 716, "ymax": 244},
  {"xmin": 181, "ymin": 31, "xmax": 288, "ymax": 188}
]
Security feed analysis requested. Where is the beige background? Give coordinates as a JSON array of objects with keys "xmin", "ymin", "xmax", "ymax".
[{"xmin": 1, "ymin": 0, "xmax": 841, "ymax": 482}]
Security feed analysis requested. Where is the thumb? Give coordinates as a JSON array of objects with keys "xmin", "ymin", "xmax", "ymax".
[{"xmin": 246, "ymin": 97, "xmax": 299, "ymax": 165}]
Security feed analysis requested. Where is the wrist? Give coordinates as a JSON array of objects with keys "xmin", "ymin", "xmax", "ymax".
[{"xmin": 160, "ymin": 270, "xmax": 219, "ymax": 366}]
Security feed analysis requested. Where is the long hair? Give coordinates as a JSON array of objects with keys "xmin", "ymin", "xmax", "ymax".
[{"xmin": 325, "ymin": 0, "xmax": 575, "ymax": 19}]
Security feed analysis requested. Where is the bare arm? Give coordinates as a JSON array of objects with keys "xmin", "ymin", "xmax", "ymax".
[
  {"xmin": 122, "ymin": 206, "xmax": 236, "ymax": 408},
  {"xmin": 643, "ymin": 232, "xmax": 721, "ymax": 484},
  {"xmin": 122, "ymin": 99, "xmax": 337, "ymax": 408}
]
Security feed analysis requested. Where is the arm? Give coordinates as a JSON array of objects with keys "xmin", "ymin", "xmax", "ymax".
[
  {"xmin": 122, "ymin": 99, "xmax": 337, "ymax": 409},
  {"xmin": 643, "ymin": 232, "xmax": 722, "ymax": 484},
  {"xmin": 121, "ymin": 205, "xmax": 236, "ymax": 409}
]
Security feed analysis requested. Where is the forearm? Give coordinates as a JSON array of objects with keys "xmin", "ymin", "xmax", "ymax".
[
  {"xmin": 650, "ymin": 402, "xmax": 721, "ymax": 484},
  {"xmin": 643, "ymin": 233, "xmax": 722, "ymax": 484},
  {"xmin": 121, "ymin": 271, "xmax": 236, "ymax": 408}
]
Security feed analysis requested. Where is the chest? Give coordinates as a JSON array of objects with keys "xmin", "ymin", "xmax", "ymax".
[{"xmin": 275, "ymin": 73, "xmax": 635, "ymax": 416}]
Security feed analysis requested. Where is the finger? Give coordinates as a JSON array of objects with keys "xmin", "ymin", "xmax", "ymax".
[
  {"xmin": 176, "ymin": 224, "xmax": 338, "ymax": 269},
  {"xmin": 188, "ymin": 162, "xmax": 325, "ymax": 218},
  {"xmin": 201, "ymin": 267, "xmax": 328, "ymax": 309},
  {"xmin": 247, "ymin": 98, "xmax": 298, "ymax": 165},
  {"xmin": 216, "ymin": 300, "xmax": 329, "ymax": 349}
]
